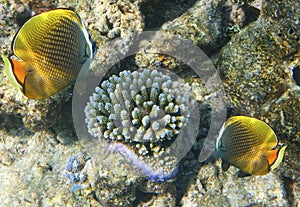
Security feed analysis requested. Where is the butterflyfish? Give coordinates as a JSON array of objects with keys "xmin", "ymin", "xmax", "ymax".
[
  {"xmin": 216, "ymin": 116, "xmax": 286, "ymax": 177},
  {"xmin": 1, "ymin": 8, "xmax": 94, "ymax": 99}
]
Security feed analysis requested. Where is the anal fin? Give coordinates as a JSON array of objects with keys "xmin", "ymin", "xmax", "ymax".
[
  {"xmin": 221, "ymin": 161, "xmax": 230, "ymax": 172},
  {"xmin": 238, "ymin": 170, "xmax": 251, "ymax": 178}
]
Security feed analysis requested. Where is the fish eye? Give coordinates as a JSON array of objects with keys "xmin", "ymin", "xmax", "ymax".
[
  {"xmin": 271, "ymin": 144, "xmax": 283, "ymax": 150},
  {"xmin": 271, "ymin": 146, "xmax": 277, "ymax": 150}
]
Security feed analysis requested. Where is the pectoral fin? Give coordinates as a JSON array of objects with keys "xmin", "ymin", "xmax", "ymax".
[
  {"xmin": 252, "ymin": 156, "xmax": 270, "ymax": 175},
  {"xmin": 23, "ymin": 68, "xmax": 48, "ymax": 99}
]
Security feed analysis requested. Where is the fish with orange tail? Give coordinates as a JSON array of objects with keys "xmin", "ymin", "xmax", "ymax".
[
  {"xmin": 1, "ymin": 8, "xmax": 95, "ymax": 99},
  {"xmin": 216, "ymin": 116, "xmax": 286, "ymax": 177}
]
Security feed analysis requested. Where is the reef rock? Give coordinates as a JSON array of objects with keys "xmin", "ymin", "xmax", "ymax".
[{"xmin": 181, "ymin": 160, "xmax": 288, "ymax": 206}]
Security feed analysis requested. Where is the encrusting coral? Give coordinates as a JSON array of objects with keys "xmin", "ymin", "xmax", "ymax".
[{"xmin": 66, "ymin": 151, "xmax": 92, "ymax": 192}]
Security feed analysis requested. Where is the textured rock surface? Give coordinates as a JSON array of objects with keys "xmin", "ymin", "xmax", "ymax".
[
  {"xmin": 161, "ymin": 0, "xmax": 226, "ymax": 55},
  {"xmin": 180, "ymin": 160, "xmax": 288, "ymax": 206},
  {"xmin": 0, "ymin": 127, "xmax": 101, "ymax": 206}
]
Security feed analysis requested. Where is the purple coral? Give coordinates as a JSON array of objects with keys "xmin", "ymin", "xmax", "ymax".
[{"xmin": 65, "ymin": 151, "xmax": 90, "ymax": 192}]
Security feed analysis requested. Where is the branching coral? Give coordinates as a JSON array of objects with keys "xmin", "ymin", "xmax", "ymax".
[{"xmin": 84, "ymin": 68, "xmax": 197, "ymax": 180}]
